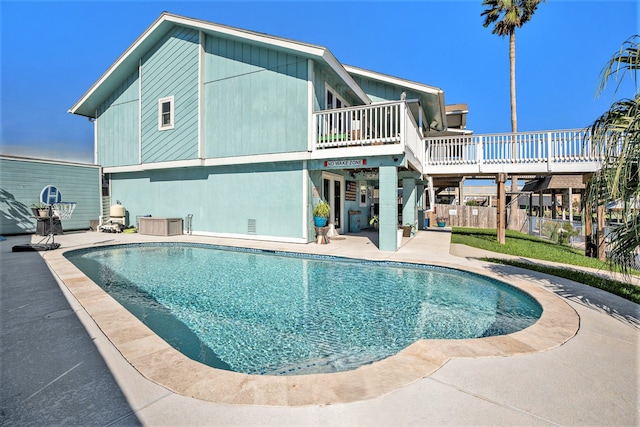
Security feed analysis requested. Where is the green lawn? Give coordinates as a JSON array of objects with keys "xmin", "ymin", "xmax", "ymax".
[
  {"xmin": 451, "ymin": 227, "xmax": 640, "ymax": 304},
  {"xmin": 451, "ymin": 227, "xmax": 608, "ymax": 269}
]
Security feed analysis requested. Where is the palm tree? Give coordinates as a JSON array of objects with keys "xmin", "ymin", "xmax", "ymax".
[
  {"xmin": 481, "ymin": 0, "xmax": 544, "ymax": 236},
  {"xmin": 585, "ymin": 35, "xmax": 639, "ymax": 271}
]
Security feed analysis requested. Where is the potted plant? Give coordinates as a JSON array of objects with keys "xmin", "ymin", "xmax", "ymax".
[
  {"xmin": 369, "ymin": 215, "xmax": 379, "ymax": 229},
  {"xmin": 313, "ymin": 200, "xmax": 330, "ymax": 227},
  {"xmin": 401, "ymin": 223, "xmax": 413, "ymax": 237},
  {"xmin": 31, "ymin": 202, "xmax": 49, "ymax": 218},
  {"xmin": 436, "ymin": 217, "xmax": 447, "ymax": 227}
]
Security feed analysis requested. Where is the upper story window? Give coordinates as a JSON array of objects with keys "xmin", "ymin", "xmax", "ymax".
[
  {"xmin": 325, "ymin": 85, "xmax": 348, "ymax": 110},
  {"xmin": 158, "ymin": 96, "xmax": 174, "ymax": 130}
]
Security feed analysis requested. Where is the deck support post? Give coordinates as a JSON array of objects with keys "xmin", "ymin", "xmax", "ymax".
[
  {"xmin": 538, "ymin": 192, "xmax": 544, "ymax": 217},
  {"xmin": 496, "ymin": 173, "xmax": 507, "ymax": 244},
  {"xmin": 379, "ymin": 165, "xmax": 399, "ymax": 251},
  {"xmin": 402, "ymin": 178, "xmax": 417, "ymax": 230},
  {"xmin": 457, "ymin": 178, "xmax": 465, "ymax": 205},
  {"xmin": 416, "ymin": 183, "xmax": 424, "ymax": 209}
]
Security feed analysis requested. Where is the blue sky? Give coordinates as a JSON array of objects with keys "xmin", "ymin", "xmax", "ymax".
[{"xmin": 1, "ymin": 0, "xmax": 637, "ymax": 163}]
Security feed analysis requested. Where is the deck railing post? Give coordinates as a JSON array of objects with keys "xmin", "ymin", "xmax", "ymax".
[
  {"xmin": 546, "ymin": 132, "xmax": 553, "ymax": 172},
  {"xmin": 400, "ymin": 102, "xmax": 406, "ymax": 147},
  {"xmin": 477, "ymin": 136, "xmax": 483, "ymax": 173},
  {"xmin": 312, "ymin": 113, "xmax": 318, "ymax": 151}
]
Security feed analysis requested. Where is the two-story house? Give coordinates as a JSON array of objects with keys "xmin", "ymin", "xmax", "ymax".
[{"xmin": 69, "ymin": 12, "xmax": 454, "ymax": 251}]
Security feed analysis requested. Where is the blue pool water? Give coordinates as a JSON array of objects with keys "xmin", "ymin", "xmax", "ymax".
[{"xmin": 65, "ymin": 243, "xmax": 542, "ymax": 376}]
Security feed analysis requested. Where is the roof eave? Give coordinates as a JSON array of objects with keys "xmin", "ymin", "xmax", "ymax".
[
  {"xmin": 322, "ymin": 53, "xmax": 371, "ymax": 105},
  {"xmin": 343, "ymin": 64, "xmax": 443, "ymax": 96}
]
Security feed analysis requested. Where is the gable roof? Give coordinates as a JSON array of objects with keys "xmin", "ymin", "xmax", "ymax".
[
  {"xmin": 521, "ymin": 175, "xmax": 586, "ymax": 192},
  {"xmin": 69, "ymin": 12, "xmax": 371, "ymax": 117},
  {"xmin": 344, "ymin": 65, "xmax": 447, "ymax": 132}
]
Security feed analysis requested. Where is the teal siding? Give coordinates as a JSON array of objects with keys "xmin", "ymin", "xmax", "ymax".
[
  {"xmin": 0, "ymin": 157, "xmax": 101, "ymax": 234},
  {"xmin": 203, "ymin": 35, "xmax": 308, "ymax": 158},
  {"xmin": 351, "ymin": 75, "xmax": 421, "ymax": 103},
  {"xmin": 351, "ymin": 75, "xmax": 439, "ymax": 126},
  {"xmin": 97, "ymin": 70, "xmax": 140, "ymax": 167},
  {"xmin": 141, "ymin": 26, "xmax": 199, "ymax": 163},
  {"xmin": 111, "ymin": 162, "xmax": 304, "ymax": 238}
]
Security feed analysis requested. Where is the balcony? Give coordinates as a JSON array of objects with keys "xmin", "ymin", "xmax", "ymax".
[
  {"xmin": 424, "ymin": 129, "xmax": 606, "ymax": 176},
  {"xmin": 313, "ymin": 102, "xmax": 608, "ymax": 178},
  {"xmin": 312, "ymin": 100, "xmax": 424, "ymax": 172}
]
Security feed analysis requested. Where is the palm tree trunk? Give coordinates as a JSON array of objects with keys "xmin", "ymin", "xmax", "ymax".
[
  {"xmin": 509, "ymin": 30, "xmax": 521, "ymax": 230},
  {"xmin": 510, "ymin": 31, "xmax": 517, "ymax": 133}
]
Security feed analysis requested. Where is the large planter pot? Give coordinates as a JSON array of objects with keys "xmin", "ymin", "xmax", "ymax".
[
  {"xmin": 314, "ymin": 216, "xmax": 328, "ymax": 227},
  {"xmin": 402, "ymin": 226, "xmax": 412, "ymax": 237},
  {"xmin": 437, "ymin": 221, "xmax": 446, "ymax": 227}
]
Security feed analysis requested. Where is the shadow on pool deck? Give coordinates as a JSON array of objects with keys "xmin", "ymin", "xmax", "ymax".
[{"xmin": 0, "ymin": 235, "xmax": 142, "ymax": 426}]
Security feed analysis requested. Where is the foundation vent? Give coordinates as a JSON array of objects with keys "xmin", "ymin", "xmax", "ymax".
[{"xmin": 248, "ymin": 219, "xmax": 257, "ymax": 234}]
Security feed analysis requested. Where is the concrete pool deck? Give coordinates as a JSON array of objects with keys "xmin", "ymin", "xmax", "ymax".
[{"xmin": 2, "ymin": 229, "xmax": 639, "ymax": 425}]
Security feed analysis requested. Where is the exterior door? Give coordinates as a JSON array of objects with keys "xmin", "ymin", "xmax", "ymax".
[
  {"xmin": 325, "ymin": 85, "xmax": 349, "ymax": 135},
  {"xmin": 322, "ymin": 173, "xmax": 343, "ymax": 233}
]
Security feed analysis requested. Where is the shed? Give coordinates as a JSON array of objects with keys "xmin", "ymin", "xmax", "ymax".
[{"xmin": 521, "ymin": 175, "xmax": 586, "ymax": 220}]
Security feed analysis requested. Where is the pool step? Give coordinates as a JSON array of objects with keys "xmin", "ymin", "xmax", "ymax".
[{"xmin": 258, "ymin": 352, "xmax": 379, "ymax": 376}]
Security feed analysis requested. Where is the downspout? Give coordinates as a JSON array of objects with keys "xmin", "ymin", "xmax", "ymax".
[
  {"xmin": 302, "ymin": 160, "xmax": 309, "ymax": 241},
  {"xmin": 138, "ymin": 58, "xmax": 143, "ymax": 165},
  {"xmin": 198, "ymin": 30, "xmax": 205, "ymax": 159},
  {"xmin": 303, "ymin": 58, "xmax": 314, "ymax": 241},
  {"xmin": 307, "ymin": 59, "xmax": 314, "ymax": 152},
  {"xmin": 93, "ymin": 110, "xmax": 98, "ymax": 165}
]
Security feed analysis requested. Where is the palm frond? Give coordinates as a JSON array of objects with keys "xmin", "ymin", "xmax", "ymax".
[
  {"xmin": 597, "ymin": 35, "xmax": 640, "ymax": 97},
  {"xmin": 481, "ymin": 0, "xmax": 544, "ymax": 36},
  {"xmin": 607, "ymin": 214, "xmax": 640, "ymax": 272},
  {"xmin": 585, "ymin": 37, "xmax": 640, "ymax": 273}
]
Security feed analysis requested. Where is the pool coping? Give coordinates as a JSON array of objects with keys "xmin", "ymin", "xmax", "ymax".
[{"xmin": 42, "ymin": 239, "xmax": 579, "ymax": 407}]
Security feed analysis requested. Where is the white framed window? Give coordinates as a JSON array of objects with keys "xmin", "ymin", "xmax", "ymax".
[
  {"xmin": 324, "ymin": 83, "xmax": 348, "ymax": 110},
  {"xmin": 158, "ymin": 96, "xmax": 174, "ymax": 130}
]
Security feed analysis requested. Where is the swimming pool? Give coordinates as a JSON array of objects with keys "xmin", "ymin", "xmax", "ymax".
[{"xmin": 65, "ymin": 243, "xmax": 542, "ymax": 376}]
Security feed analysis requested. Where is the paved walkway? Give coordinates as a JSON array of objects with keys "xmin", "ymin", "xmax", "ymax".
[{"xmin": 1, "ymin": 229, "xmax": 638, "ymax": 426}]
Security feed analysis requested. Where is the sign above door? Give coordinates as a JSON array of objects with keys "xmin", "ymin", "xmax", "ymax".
[{"xmin": 324, "ymin": 159, "xmax": 367, "ymax": 168}]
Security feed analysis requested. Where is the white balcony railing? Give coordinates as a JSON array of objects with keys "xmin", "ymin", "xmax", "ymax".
[
  {"xmin": 313, "ymin": 101, "xmax": 424, "ymax": 169},
  {"xmin": 313, "ymin": 105, "xmax": 608, "ymax": 177},
  {"xmin": 425, "ymin": 129, "xmax": 606, "ymax": 174}
]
